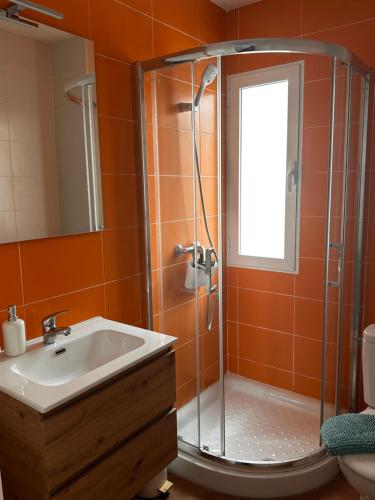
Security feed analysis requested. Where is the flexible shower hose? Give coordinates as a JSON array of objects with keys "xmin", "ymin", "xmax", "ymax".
[{"xmin": 194, "ymin": 139, "xmax": 219, "ymax": 332}]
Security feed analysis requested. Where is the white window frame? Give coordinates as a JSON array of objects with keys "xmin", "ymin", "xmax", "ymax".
[{"xmin": 227, "ymin": 61, "xmax": 303, "ymax": 273}]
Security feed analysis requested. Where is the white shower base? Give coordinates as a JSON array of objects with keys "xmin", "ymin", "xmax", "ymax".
[
  {"xmin": 178, "ymin": 374, "xmax": 326, "ymax": 462},
  {"xmin": 172, "ymin": 374, "xmax": 338, "ymax": 498}
]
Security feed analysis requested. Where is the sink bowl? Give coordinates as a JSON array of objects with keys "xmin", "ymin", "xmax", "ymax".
[
  {"xmin": 11, "ymin": 329, "xmax": 145, "ymax": 387},
  {"xmin": 0, "ymin": 317, "xmax": 176, "ymax": 413}
]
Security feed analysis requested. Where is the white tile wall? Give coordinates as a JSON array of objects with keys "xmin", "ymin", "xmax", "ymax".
[
  {"xmin": 0, "ymin": 101, "xmax": 9, "ymax": 141},
  {"xmin": 0, "ymin": 28, "xmax": 60, "ymax": 242},
  {"xmin": 0, "ymin": 211, "xmax": 17, "ymax": 243},
  {"xmin": 0, "ymin": 177, "xmax": 15, "ymax": 211},
  {"xmin": 0, "ymin": 27, "xmax": 50, "ymax": 74},
  {"xmin": 0, "ymin": 141, "xmax": 11, "ymax": 175},
  {"xmin": 16, "ymin": 209, "xmax": 50, "ymax": 241},
  {"xmin": 10, "ymin": 141, "xmax": 44, "ymax": 177},
  {"xmin": 51, "ymin": 38, "xmax": 91, "ymax": 233},
  {"xmin": 13, "ymin": 177, "xmax": 47, "ymax": 211}
]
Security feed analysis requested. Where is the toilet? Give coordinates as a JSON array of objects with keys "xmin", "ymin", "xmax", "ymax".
[{"xmin": 338, "ymin": 324, "xmax": 375, "ymax": 500}]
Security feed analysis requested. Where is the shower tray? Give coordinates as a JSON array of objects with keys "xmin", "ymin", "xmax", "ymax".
[{"xmin": 177, "ymin": 374, "xmax": 331, "ymax": 462}]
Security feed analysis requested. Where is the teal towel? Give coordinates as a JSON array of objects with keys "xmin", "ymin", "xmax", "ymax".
[{"xmin": 321, "ymin": 414, "xmax": 375, "ymax": 456}]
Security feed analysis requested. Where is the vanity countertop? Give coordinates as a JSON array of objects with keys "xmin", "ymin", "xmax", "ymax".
[{"xmin": 0, "ymin": 317, "xmax": 176, "ymax": 413}]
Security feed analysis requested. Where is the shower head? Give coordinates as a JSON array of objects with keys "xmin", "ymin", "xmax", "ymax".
[{"xmin": 194, "ymin": 64, "xmax": 217, "ymax": 107}]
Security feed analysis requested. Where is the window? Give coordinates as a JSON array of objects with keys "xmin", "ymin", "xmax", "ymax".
[{"xmin": 227, "ymin": 62, "xmax": 303, "ymax": 273}]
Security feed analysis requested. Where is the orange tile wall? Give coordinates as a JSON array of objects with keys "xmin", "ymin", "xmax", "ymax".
[
  {"xmin": 0, "ymin": 0, "xmax": 225, "ymax": 347},
  {"xmin": 225, "ymin": 0, "xmax": 375, "ymax": 404}
]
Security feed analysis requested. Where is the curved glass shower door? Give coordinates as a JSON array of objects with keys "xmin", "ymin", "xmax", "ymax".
[
  {"xmin": 140, "ymin": 58, "xmax": 224, "ymax": 455},
  {"xmin": 189, "ymin": 57, "xmax": 224, "ymax": 457},
  {"xmin": 137, "ymin": 38, "xmax": 370, "ymax": 468},
  {"xmin": 318, "ymin": 62, "xmax": 370, "ymax": 426},
  {"xmin": 223, "ymin": 53, "xmax": 368, "ymax": 463}
]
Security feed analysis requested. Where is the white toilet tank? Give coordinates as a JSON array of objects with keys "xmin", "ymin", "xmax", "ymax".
[{"xmin": 363, "ymin": 324, "xmax": 375, "ymax": 407}]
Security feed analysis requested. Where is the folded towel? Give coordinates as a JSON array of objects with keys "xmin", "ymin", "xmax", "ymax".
[{"xmin": 321, "ymin": 414, "xmax": 375, "ymax": 456}]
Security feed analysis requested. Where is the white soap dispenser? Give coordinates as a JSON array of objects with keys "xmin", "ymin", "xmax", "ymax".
[{"xmin": 2, "ymin": 305, "xmax": 26, "ymax": 356}]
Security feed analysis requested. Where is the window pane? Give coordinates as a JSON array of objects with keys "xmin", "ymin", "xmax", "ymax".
[{"xmin": 239, "ymin": 80, "xmax": 289, "ymax": 259}]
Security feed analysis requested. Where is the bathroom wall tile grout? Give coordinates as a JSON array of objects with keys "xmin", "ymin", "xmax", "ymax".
[{"xmin": 301, "ymin": 17, "xmax": 375, "ymax": 38}]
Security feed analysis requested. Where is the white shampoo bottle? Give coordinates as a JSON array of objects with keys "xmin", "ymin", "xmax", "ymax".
[{"xmin": 2, "ymin": 305, "xmax": 26, "ymax": 356}]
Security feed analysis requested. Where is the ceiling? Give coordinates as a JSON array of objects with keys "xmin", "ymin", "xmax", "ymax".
[
  {"xmin": 211, "ymin": 0, "xmax": 262, "ymax": 11},
  {"xmin": 0, "ymin": 18, "xmax": 73, "ymax": 43}
]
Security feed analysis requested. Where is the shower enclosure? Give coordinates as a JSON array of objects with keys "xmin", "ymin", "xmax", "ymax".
[{"xmin": 136, "ymin": 39, "xmax": 371, "ymax": 497}]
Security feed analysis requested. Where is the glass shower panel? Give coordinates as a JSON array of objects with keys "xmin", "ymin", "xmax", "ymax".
[
  {"xmin": 193, "ymin": 57, "xmax": 224, "ymax": 456},
  {"xmin": 321, "ymin": 61, "xmax": 354, "ymax": 421},
  {"xmin": 143, "ymin": 63, "xmax": 201, "ymax": 448},
  {"xmin": 296, "ymin": 54, "xmax": 339, "ymax": 429},
  {"xmin": 338, "ymin": 71, "xmax": 367, "ymax": 413}
]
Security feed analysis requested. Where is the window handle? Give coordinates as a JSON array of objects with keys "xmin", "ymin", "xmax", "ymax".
[{"xmin": 287, "ymin": 161, "xmax": 298, "ymax": 192}]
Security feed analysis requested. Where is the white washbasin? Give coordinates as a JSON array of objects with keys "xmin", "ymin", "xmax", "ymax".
[
  {"xmin": 11, "ymin": 329, "xmax": 145, "ymax": 386},
  {"xmin": 0, "ymin": 317, "xmax": 176, "ymax": 413}
]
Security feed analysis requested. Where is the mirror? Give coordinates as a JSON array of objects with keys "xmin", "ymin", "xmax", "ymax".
[{"xmin": 0, "ymin": 20, "xmax": 103, "ymax": 244}]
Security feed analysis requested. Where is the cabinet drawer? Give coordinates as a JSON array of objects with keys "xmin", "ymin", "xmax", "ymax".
[
  {"xmin": 43, "ymin": 350, "xmax": 175, "ymax": 492},
  {"xmin": 53, "ymin": 409, "xmax": 177, "ymax": 500}
]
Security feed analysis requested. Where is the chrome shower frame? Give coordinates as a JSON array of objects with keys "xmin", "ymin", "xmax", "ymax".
[{"xmin": 135, "ymin": 37, "xmax": 371, "ymax": 472}]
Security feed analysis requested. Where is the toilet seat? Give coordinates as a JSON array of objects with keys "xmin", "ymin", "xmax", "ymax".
[
  {"xmin": 340, "ymin": 407, "xmax": 375, "ymax": 482},
  {"xmin": 339, "ymin": 407, "xmax": 375, "ymax": 499}
]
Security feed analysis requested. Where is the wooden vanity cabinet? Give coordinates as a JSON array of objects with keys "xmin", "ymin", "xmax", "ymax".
[{"xmin": 0, "ymin": 349, "xmax": 177, "ymax": 500}]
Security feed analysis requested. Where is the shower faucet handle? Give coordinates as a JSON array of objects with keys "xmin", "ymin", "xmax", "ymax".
[
  {"xmin": 178, "ymin": 102, "xmax": 193, "ymax": 112},
  {"xmin": 175, "ymin": 242, "xmax": 205, "ymax": 258}
]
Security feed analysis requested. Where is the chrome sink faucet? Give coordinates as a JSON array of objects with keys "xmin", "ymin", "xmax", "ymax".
[{"xmin": 42, "ymin": 310, "xmax": 71, "ymax": 345}]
